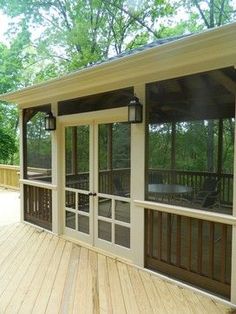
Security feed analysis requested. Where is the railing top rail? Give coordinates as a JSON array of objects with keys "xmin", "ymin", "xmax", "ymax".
[
  {"xmin": 0, "ymin": 164, "xmax": 20, "ymax": 170},
  {"xmin": 135, "ymin": 200, "xmax": 236, "ymax": 225},
  {"xmin": 149, "ymin": 168, "xmax": 233, "ymax": 177}
]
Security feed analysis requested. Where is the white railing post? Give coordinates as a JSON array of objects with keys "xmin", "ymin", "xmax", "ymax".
[
  {"xmin": 230, "ymin": 98, "xmax": 236, "ymax": 305},
  {"xmin": 131, "ymin": 84, "xmax": 146, "ymax": 267},
  {"xmin": 19, "ymin": 108, "xmax": 24, "ymax": 223},
  {"xmin": 51, "ymin": 101, "xmax": 61, "ymax": 234}
]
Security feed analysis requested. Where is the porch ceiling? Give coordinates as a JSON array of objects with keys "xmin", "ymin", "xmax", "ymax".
[{"xmin": 0, "ymin": 22, "xmax": 236, "ymax": 108}]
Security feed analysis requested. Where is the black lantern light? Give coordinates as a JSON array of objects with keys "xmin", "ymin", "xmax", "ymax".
[
  {"xmin": 45, "ymin": 111, "xmax": 56, "ymax": 131},
  {"xmin": 128, "ymin": 96, "xmax": 143, "ymax": 123}
]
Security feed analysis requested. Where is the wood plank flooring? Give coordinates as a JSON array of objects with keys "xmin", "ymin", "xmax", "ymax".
[{"xmin": 0, "ymin": 223, "xmax": 233, "ymax": 314}]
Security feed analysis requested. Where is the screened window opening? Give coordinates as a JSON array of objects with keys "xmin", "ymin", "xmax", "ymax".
[
  {"xmin": 23, "ymin": 105, "xmax": 52, "ymax": 182},
  {"xmin": 146, "ymin": 67, "xmax": 236, "ymax": 215},
  {"xmin": 98, "ymin": 123, "xmax": 131, "ymax": 197}
]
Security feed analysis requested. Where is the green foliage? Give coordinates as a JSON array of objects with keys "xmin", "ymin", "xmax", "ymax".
[
  {"xmin": 0, "ymin": 0, "xmax": 175, "ymax": 75},
  {"xmin": 0, "ymin": 103, "xmax": 19, "ymax": 164},
  {"xmin": 26, "ymin": 112, "xmax": 52, "ymax": 168},
  {"xmin": 177, "ymin": 0, "xmax": 236, "ymax": 30},
  {"xmin": 0, "ymin": 0, "xmax": 235, "ymax": 167},
  {"xmin": 0, "ymin": 128, "xmax": 17, "ymax": 163},
  {"xmin": 149, "ymin": 119, "xmax": 234, "ymax": 174}
]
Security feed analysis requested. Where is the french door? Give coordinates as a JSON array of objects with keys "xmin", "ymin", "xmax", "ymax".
[{"xmin": 63, "ymin": 113, "xmax": 132, "ymax": 259}]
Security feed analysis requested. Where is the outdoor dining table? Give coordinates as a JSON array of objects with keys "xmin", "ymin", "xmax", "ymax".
[{"xmin": 148, "ymin": 183, "xmax": 192, "ymax": 196}]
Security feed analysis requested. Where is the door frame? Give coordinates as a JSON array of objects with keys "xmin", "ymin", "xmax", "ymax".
[{"xmin": 59, "ymin": 107, "xmax": 133, "ymax": 259}]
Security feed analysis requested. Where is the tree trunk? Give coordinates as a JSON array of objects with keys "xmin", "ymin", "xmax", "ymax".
[{"xmin": 207, "ymin": 120, "xmax": 214, "ymax": 172}]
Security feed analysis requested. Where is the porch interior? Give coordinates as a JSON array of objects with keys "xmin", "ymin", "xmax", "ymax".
[{"xmin": 0, "ymin": 222, "xmax": 233, "ymax": 314}]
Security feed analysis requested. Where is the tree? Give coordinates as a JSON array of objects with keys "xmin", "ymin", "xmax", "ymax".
[
  {"xmin": 0, "ymin": 0, "xmax": 235, "ymax": 167},
  {"xmin": 0, "ymin": 128, "xmax": 17, "ymax": 163},
  {"xmin": 0, "ymin": 0, "xmax": 174, "ymax": 75},
  {"xmin": 183, "ymin": 0, "xmax": 236, "ymax": 29},
  {"xmin": 160, "ymin": 0, "xmax": 236, "ymax": 37},
  {"xmin": 0, "ymin": 27, "xmax": 32, "ymax": 164}
]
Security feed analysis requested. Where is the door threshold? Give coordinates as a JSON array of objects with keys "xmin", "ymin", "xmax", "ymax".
[{"xmin": 60, "ymin": 234, "xmax": 133, "ymax": 266}]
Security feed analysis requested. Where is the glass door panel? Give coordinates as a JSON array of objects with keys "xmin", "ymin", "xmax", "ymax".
[
  {"xmin": 65, "ymin": 125, "xmax": 92, "ymax": 240},
  {"xmin": 96, "ymin": 122, "xmax": 131, "ymax": 253},
  {"xmin": 64, "ymin": 120, "xmax": 132, "ymax": 258},
  {"xmin": 98, "ymin": 123, "xmax": 130, "ymax": 196}
]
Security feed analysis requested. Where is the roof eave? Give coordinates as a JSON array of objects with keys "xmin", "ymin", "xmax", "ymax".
[{"xmin": 1, "ymin": 22, "xmax": 236, "ymax": 107}]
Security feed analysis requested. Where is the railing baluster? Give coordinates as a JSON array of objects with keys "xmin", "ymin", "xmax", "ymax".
[
  {"xmin": 145, "ymin": 209, "xmax": 153, "ymax": 257},
  {"xmin": 167, "ymin": 213, "xmax": 171, "ymax": 263},
  {"xmin": 197, "ymin": 220, "xmax": 203, "ymax": 274},
  {"xmin": 209, "ymin": 222, "xmax": 214, "ymax": 279},
  {"xmin": 158, "ymin": 212, "xmax": 162, "ymax": 260},
  {"xmin": 176, "ymin": 215, "xmax": 181, "ymax": 267},
  {"xmin": 188, "ymin": 217, "xmax": 192, "ymax": 271},
  {"xmin": 221, "ymin": 224, "xmax": 227, "ymax": 283}
]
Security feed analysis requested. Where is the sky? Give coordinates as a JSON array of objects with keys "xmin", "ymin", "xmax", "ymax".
[{"xmin": 0, "ymin": 12, "xmax": 9, "ymax": 44}]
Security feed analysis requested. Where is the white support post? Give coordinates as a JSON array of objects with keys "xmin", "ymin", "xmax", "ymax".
[
  {"xmin": 230, "ymin": 99, "xmax": 236, "ymax": 305},
  {"xmin": 131, "ymin": 84, "xmax": 146, "ymax": 267},
  {"xmin": 19, "ymin": 108, "xmax": 24, "ymax": 223},
  {"xmin": 51, "ymin": 101, "xmax": 61, "ymax": 235}
]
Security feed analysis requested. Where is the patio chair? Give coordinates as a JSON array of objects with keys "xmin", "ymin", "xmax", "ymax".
[
  {"xmin": 192, "ymin": 177, "xmax": 220, "ymax": 209},
  {"xmin": 113, "ymin": 176, "xmax": 130, "ymax": 197}
]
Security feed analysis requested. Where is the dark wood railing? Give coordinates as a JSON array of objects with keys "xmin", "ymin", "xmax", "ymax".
[
  {"xmin": 24, "ymin": 185, "xmax": 52, "ymax": 230},
  {"xmin": 145, "ymin": 208, "xmax": 232, "ymax": 298},
  {"xmin": 149, "ymin": 169, "xmax": 233, "ymax": 205},
  {"xmin": 66, "ymin": 168, "xmax": 233, "ymax": 206},
  {"xmin": 99, "ymin": 168, "xmax": 130, "ymax": 195},
  {"xmin": 66, "ymin": 173, "xmax": 89, "ymax": 190},
  {"xmin": 66, "ymin": 168, "xmax": 130, "ymax": 196}
]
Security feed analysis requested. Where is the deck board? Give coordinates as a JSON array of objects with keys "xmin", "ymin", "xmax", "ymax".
[{"xmin": 0, "ymin": 223, "xmax": 232, "ymax": 313}]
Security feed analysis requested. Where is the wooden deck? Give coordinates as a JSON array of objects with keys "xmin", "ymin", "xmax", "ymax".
[{"xmin": 0, "ymin": 224, "xmax": 233, "ymax": 314}]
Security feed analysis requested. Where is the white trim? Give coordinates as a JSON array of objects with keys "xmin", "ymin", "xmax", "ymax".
[
  {"xmin": 134, "ymin": 200, "xmax": 236, "ymax": 225},
  {"xmin": 231, "ymin": 225, "xmax": 236, "ymax": 304},
  {"xmin": 89, "ymin": 123, "xmax": 95, "ymax": 244},
  {"xmin": 97, "ymin": 192, "xmax": 130, "ymax": 202},
  {"xmin": 63, "ymin": 123, "xmax": 93, "ymax": 246},
  {"xmin": 58, "ymin": 107, "xmax": 128, "ymax": 125},
  {"xmin": 19, "ymin": 179, "xmax": 57, "ymax": 190},
  {"xmin": 51, "ymin": 101, "xmax": 59, "ymax": 234},
  {"xmin": 93, "ymin": 123, "xmax": 99, "ymax": 251},
  {"xmin": 131, "ymin": 84, "xmax": 146, "ymax": 267},
  {"xmin": 19, "ymin": 109, "xmax": 24, "ymax": 223},
  {"xmin": 61, "ymin": 126, "xmax": 67, "ymax": 236},
  {"xmin": 1, "ymin": 22, "xmax": 236, "ymax": 107},
  {"xmin": 230, "ymin": 100, "xmax": 236, "ymax": 303},
  {"xmin": 62, "ymin": 114, "xmax": 133, "ymax": 260}
]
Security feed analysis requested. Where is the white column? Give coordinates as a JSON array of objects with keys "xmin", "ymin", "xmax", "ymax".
[
  {"xmin": 19, "ymin": 108, "xmax": 24, "ymax": 223},
  {"xmin": 230, "ymin": 99, "xmax": 236, "ymax": 304},
  {"xmin": 131, "ymin": 84, "xmax": 146, "ymax": 267},
  {"xmin": 51, "ymin": 101, "xmax": 62, "ymax": 234}
]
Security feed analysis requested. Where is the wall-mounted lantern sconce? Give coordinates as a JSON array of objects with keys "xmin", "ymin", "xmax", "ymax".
[
  {"xmin": 45, "ymin": 111, "xmax": 56, "ymax": 131},
  {"xmin": 128, "ymin": 96, "xmax": 143, "ymax": 123}
]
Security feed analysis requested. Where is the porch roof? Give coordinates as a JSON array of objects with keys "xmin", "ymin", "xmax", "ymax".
[{"xmin": 0, "ymin": 22, "xmax": 236, "ymax": 108}]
